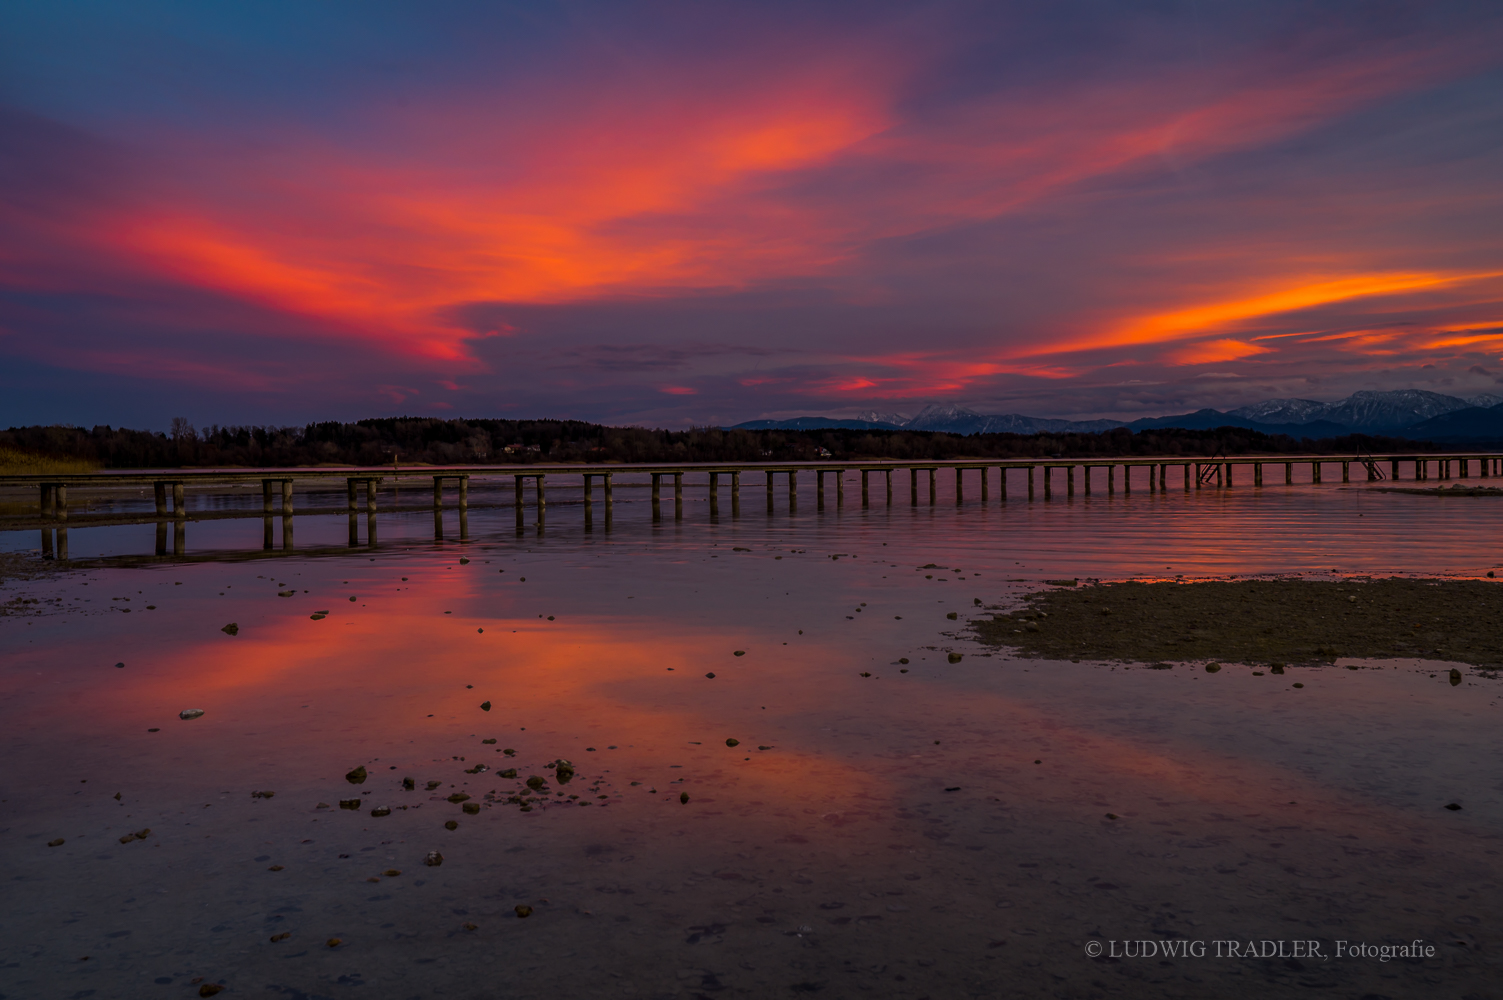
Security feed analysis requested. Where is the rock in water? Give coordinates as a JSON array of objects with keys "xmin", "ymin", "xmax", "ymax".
[
  {"xmin": 680, "ymin": 792, "xmax": 690, "ymax": 804},
  {"xmin": 462, "ymin": 802, "xmax": 479, "ymax": 814},
  {"xmin": 425, "ymin": 851, "xmax": 443, "ymax": 866},
  {"xmin": 345, "ymin": 766, "xmax": 368, "ymax": 785},
  {"xmin": 514, "ymin": 905, "xmax": 533, "ymax": 918},
  {"xmin": 554, "ymin": 760, "xmax": 575, "ymax": 784},
  {"xmin": 725, "ymin": 738, "xmax": 740, "ymax": 747},
  {"xmin": 179, "ymin": 709, "xmax": 205, "ymax": 720},
  {"xmin": 947, "ymin": 653, "xmax": 963, "ymax": 663},
  {"xmin": 221, "ymin": 623, "xmax": 239, "ymax": 636},
  {"xmin": 1449, "ymin": 668, "xmax": 1462, "ymax": 686},
  {"xmin": 480, "ymin": 701, "xmax": 492, "ymax": 711},
  {"xmin": 1205, "ymin": 663, "xmax": 1222, "ymax": 673},
  {"xmin": 47, "ymin": 838, "xmax": 64, "ymax": 847}
]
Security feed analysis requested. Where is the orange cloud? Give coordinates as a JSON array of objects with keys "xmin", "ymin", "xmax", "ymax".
[{"xmin": 1167, "ymin": 339, "xmax": 1270, "ymax": 365}]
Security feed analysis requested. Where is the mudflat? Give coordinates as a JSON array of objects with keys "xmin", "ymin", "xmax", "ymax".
[{"xmin": 972, "ymin": 577, "xmax": 1503, "ymax": 667}]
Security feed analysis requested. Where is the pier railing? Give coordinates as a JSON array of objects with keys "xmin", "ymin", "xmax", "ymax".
[{"xmin": 5, "ymin": 452, "xmax": 1499, "ymax": 530}]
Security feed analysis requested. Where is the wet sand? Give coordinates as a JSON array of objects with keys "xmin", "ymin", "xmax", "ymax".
[{"xmin": 973, "ymin": 578, "xmax": 1503, "ymax": 667}]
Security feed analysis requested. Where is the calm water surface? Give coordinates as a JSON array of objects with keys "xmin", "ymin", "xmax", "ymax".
[{"xmin": 2, "ymin": 484, "xmax": 1500, "ymax": 999}]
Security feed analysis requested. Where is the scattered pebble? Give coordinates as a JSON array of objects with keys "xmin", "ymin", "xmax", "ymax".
[
  {"xmin": 339, "ymin": 799, "xmax": 361, "ymax": 810},
  {"xmin": 371, "ymin": 807, "xmax": 391, "ymax": 817},
  {"xmin": 480, "ymin": 701, "xmax": 492, "ymax": 711},
  {"xmin": 270, "ymin": 932, "xmax": 290, "ymax": 942},
  {"xmin": 384, "ymin": 869, "xmax": 401, "ymax": 876},
  {"xmin": 115, "ymin": 662, "xmax": 125, "ymax": 669},
  {"xmin": 482, "ymin": 738, "xmax": 497, "ymax": 744},
  {"xmin": 221, "ymin": 623, "xmax": 239, "ymax": 636},
  {"xmin": 1105, "ymin": 813, "xmax": 1119, "ymax": 820},
  {"xmin": 47, "ymin": 838, "xmax": 64, "ymax": 847},
  {"xmin": 445, "ymin": 820, "xmax": 459, "ymax": 830},
  {"xmin": 1205, "ymin": 662, "xmax": 1221, "ymax": 673},
  {"xmin": 462, "ymin": 921, "xmax": 478, "ymax": 930},
  {"xmin": 199, "ymin": 985, "xmax": 225, "ymax": 998},
  {"xmin": 425, "ymin": 851, "xmax": 444, "ymax": 866},
  {"xmin": 1445, "ymin": 802, "xmax": 1463, "ymax": 811},
  {"xmin": 426, "ymin": 780, "xmax": 442, "ymax": 790},
  {"xmin": 326, "ymin": 938, "xmax": 342, "ymax": 948},
  {"xmin": 680, "ymin": 792, "xmax": 690, "ymax": 804},
  {"xmin": 1293, "ymin": 683, "xmax": 1305, "ymax": 688},
  {"xmin": 705, "ymin": 672, "xmax": 716, "ymax": 679},
  {"xmin": 947, "ymin": 653, "xmax": 963, "ymax": 663},
  {"xmin": 946, "ymin": 612, "xmax": 958, "ymax": 620},
  {"xmin": 462, "ymin": 802, "xmax": 479, "ymax": 814},
  {"xmin": 268, "ymin": 864, "xmax": 285, "ymax": 871},
  {"xmin": 733, "ymin": 650, "xmax": 745, "ymax": 656},
  {"xmin": 515, "ymin": 905, "xmax": 533, "ymax": 918},
  {"xmin": 250, "ymin": 790, "xmax": 274, "ymax": 799},
  {"xmin": 447, "ymin": 793, "xmax": 471, "ymax": 803},
  {"xmin": 899, "ymin": 658, "xmax": 909, "ymax": 664},
  {"xmin": 1450, "ymin": 668, "xmax": 1462, "ymax": 686},
  {"xmin": 402, "ymin": 777, "xmax": 415, "ymax": 790},
  {"xmin": 725, "ymin": 738, "xmax": 740, "ymax": 747},
  {"xmin": 179, "ymin": 709, "xmax": 205, "ymax": 721},
  {"xmin": 346, "ymin": 766, "xmax": 368, "ymax": 785}
]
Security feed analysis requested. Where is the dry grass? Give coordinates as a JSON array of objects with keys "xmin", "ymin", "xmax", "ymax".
[{"xmin": 0, "ymin": 446, "xmax": 97, "ymax": 476}]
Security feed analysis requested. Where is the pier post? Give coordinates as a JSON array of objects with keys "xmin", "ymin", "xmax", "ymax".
[
  {"xmin": 1044, "ymin": 466, "xmax": 1052, "ymax": 500},
  {"xmin": 1224, "ymin": 463, "xmax": 1232, "ymax": 487},
  {"xmin": 955, "ymin": 467, "xmax": 963, "ymax": 504},
  {"xmin": 816, "ymin": 470, "xmax": 824, "ymax": 510},
  {"xmin": 348, "ymin": 479, "xmax": 358, "ymax": 511},
  {"xmin": 604, "ymin": 472, "xmax": 613, "ymax": 508},
  {"xmin": 1285, "ymin": 462, "xmax": 1293, "ymax": 485},
  {"xmin": 785, "ymin": 471, "xmax": 794, "ymax": 512},
  {"xmin": 836, "ymin": 470, "xmax": 843, "ymax": 507},
  {"xmin": 652, "ymin": 474, "xmax": 662, "ymax": 521},
  {"xmin": 1108, "ymin": 466, "xmax": 1115, "ymax": 493},
  {"xmin": 1391, "ymin": 459, "xmax": 1399, "ymax": 480},
  {"xmin": 158, "ymin": 482, "xmax": 169, "ymax": 515},
  {"xmin": 1184, "ymin": 464, "xmax": 1191, "ymax": 490},
  {"xmin": 277, "ymin": 516, "xmax": 289, "ymax": 552},
  {"xmin": 1084, "ymin": 466, "xmax": 1091, "ymax": 494},
  {"xmin": 175, "ymin": 519, "xmax": 187, "ymax": 554},
  {"xmin": 460, "ymin": 508, "xmax": 469, "ymax": 541},
  {"xmin": 1255, "ymin": 464, "xmax": 1262, "ymax": 486},
  {"xmin": 928, "ymin": 468, "xmax": 936, "ymax": 505},
  {"xmin": 1342, "ymin": 461, "xmax": 1350, "ymax": 483},
  {"xmin": 981, "ymin": 467, "xmax": 988, "ymax": 501},
  {"xmin": 1312, "ymin": 462, "xmax": 1321, "ymax": 484},
  {"xmin": 1461, "ymin": 459, "xmax": 1469, "ymax": 478},
  {"xmin": 536, "ymin": 475, "xmax": 546, "ymax": 524},
  {"xmin": 886, "ymin": 468, "xmax": 893, "ymax": 504},
  {"xmin": 55, "ymin": 485, "xmax": 67, "ymax": 521},
  {"xmin": 177, "ymin": 482, "xmax": 189, "ymax": 517},
  {"xmin": 1027, "ymin": 466, "xmax": 1035, "ymax": 500},
  {"xmin": 910, "ymin": 468, "xmax": 918, "ymax": 506},
  {"xmin": 514, "ymin": 476, "xmax": 524, "ymax": 530},
  {"xmin": 731, "ymin": 471, "xmax": 740, "ymax": 517},
  {"xmin": 1123, "ymin": 465, "xmax": 1130, "ymax": 494},
  {"xmin": 711, "ymin": 471, "xmax": 721, "ymax": 516},
  {"xmin": 368, "ymin": 512, "xmax": 378, "ymax": 548},
  {"xmin": 1483, "ymin": 459, "xmax": 1489, "ymax": 479},
  {"xmin": 584, "ymin": 474, "xmax": 593, "ymax": 506},
  {"xmin": 349, "ymin": 512, "xmax": 359, "ymax": 547},
  {"xmin": 367, "ymin": 478, "xmax": 377, "ymax": 513},
  {"xmin": 765, "ymin": 472, "xmax": 774, "ymax": 513},
  {"xmin": 56, "ymin": 527, "xmax": 68, "ymax": 559},
  {"xmin": 676, "ymin": 472, "xmax": 685, "ymax": 519},
  {"xmin": 862, "ymin": 469, "xmax": 869, "ymax": 507},
  {"xmin": 41, "ymin": 527, "xmax": 53, "ymax": 558},
  {"xmin": 458, "ymin": 477, "xmax": 468, "ymax": 509},
  {"xmin": 1067, "ymin": 465, "xmax": 1074, "ymax": 497},
  {"xmin": 1160, "ymin": 464, "xmax": 1167, "ymax": 490},
  {"xmin": 433, "ymin": 477, "xmax": 443, "ymax": 510}
]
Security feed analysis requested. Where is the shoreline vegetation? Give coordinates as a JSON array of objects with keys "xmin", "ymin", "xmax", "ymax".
[
  {"xmin": 972, "ymin": 578, "xmax": 1503, "ymax": 668},
  {"xmin": 1, "ymin": 417, "xmax": 1439, "ymax": 470}
]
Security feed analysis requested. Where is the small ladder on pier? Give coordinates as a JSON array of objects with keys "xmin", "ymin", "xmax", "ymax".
[
  {"xmin": 1359, "ymin": 452, "xmax": 1387, "ymax": 481},
  {"xmin": 1197, "ymin": 451, "xmax": 1225, "ymax": 488}
]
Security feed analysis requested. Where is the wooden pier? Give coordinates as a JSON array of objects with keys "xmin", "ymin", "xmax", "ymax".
[{"xmin": 6, "ymin": 453, "xmax": 1500, "ymax": 547}]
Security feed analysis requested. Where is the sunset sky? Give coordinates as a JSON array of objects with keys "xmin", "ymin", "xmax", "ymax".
[{"xmin": 3, "ymin": 1, "xmax": 1502, "ymax": 429}]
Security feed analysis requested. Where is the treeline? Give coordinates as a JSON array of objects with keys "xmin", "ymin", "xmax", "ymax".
[{"xmin": 0, "ymin": 417, "xmax": 1439, "ymax": 469}]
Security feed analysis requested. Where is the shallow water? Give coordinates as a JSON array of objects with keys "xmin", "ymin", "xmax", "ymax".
[{"xmin": 2, "ymin": 484, "xmax": 1501, "ymax": 999}]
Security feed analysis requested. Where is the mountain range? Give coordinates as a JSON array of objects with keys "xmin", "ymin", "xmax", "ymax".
[{"xmin": 730, "ymin": 390, "xmax": 1503, "ymax": 442}]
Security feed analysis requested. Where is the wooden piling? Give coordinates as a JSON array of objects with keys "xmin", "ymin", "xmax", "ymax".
[
  {"xmin": 367, "ymin": 478, "xmax": 377, "ymax": 513},
  {"xmin": 676, "ymin": 472, "xmax": 685, "ymax": 519},
  {"xmin": 349, "ymin": 512, "xmax": 360, "ymax": 547},
  {"xmin": 1285, "ymin": 462, "xmax": 1293, "ymax": 485},
  {"xmin": 1123, "ymin": 465, "xmax": 1130, "ymax": 494},
  {"xmin": 1067, "ymin": 465, "xmax": 1074, "ymax": 497},
  {"xmin": 514, "ymin": 475, "xmax": 524, "ymax": 529},
  {"xmin": 765, "ymin": 472, "xmax": 773, "ymax": 512},
  {"xmin": 1342, "ymin": 461, "xmax": 1350, "ymax": 483},
  {"xmin": 816, "ymin": 470, "xmax": 824, "ymax": 510},
  {"xmin": 862, "ymin": 469, "xmax": 869, "ymax": 507},
  {"xmin": 955, "ymin": 467, "xmax": 963, "ymax": 504},
  {"xmin": 536, "ymin": 475, "xmax": 546, "ymax": 521},
  {"xmin": 998, "ymin": 466, "xmax": 1006, "ymax": 501},
  {"xmin": 178, "ymin": 482, "xmax": 190, "ymax": 517},
  {"xmin": 458, "ymin": 477, "xmax": 468, "ymax": 509},
  {"xmin": 910, "ymin": 468, "xmax": 918, "ymax": 506},
  {"xmin": 348, "ymin": 479, "xmax": 358, "ymax": 511},
  {"xmin": 980, "ymin": 467, "xmax": 988, "ymax": 501},
  {"xmin": 1027, "ymin": 465, "xmax": 1035, "ymax": 500},
  {"xmin": 1312, "ymin": 462, "xmax": 1321, "ymax": 484},
  {"xmin": 159, "ymin": 481, "xmax": 170, "ymax": 515},
  {"xmin": 928, "ymin": 468, "xmax": 936, "ymax": 505},
  {"xmin": 1254, "ymin": 463, "xmax": 1262, "ymax": 486},
  {"xmin": 1044, "ymin": 466, "xmax": 1052, "ymax": 499},
  {"xmin": 652, "ymin": 473, "xmax": 662, "ymax": 520},
  {"xmin": 605, "ymin": 472, "xmax": 613, "ymax": 506},
  {"xmin": 1084, "ymin": 466, "xmax": 1091, "ymax": 494},
  {"xmin": 731, "ymin": 471, "xmax": 740, "ymax": 516},
  {"xmin": 54, "ymin": 485, "xmax": 67, "ymax": 521},
  {"xmin": 433, "ymin": 477, "xmax": 443, "ymax": 510},
  {"xmin": 711, "ymin": 471, "xmax": 721, "ymax": 516},
  {"xmin": 56, "ymin": 527, "xmax": 68, "ymax": 559},
  {"xmin": 836, "ymin": 470, "xmax": 844, "ymax": 507},
  {"xmin": 177, "ymin": 520, "xmax": 189, "ymax": 555},
  {"xmin": 784, "ymin": 471, "xmax": 793, "ymax": 512},
  {"xmin": 1184, "ymin": 463, "xmax": 1191, "ymax": 490},
  {"xmin": 1108, "ymin": 465, "xmax": 1115, "ymax": 493}
]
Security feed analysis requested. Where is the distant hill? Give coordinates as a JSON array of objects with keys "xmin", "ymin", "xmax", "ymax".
[{"xmin": 734, "ymin": 389, "xmax": 1503, "ymax": 441}]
